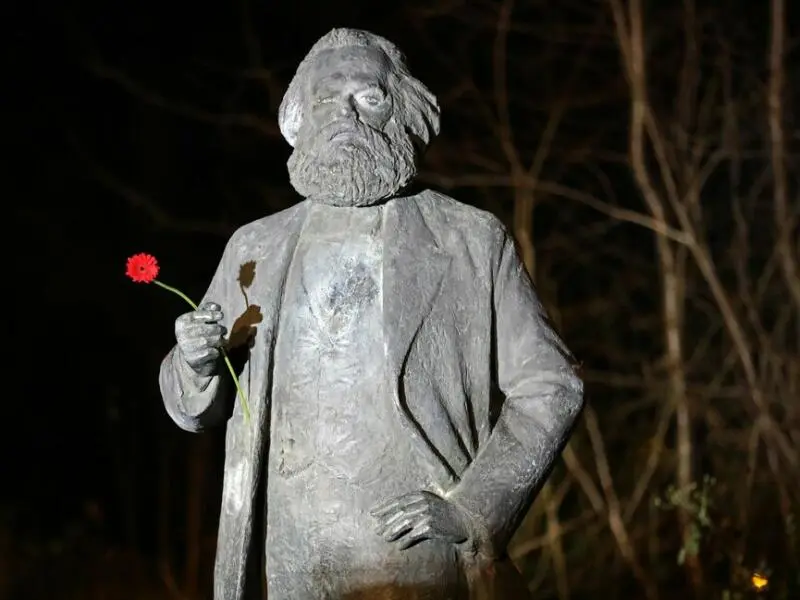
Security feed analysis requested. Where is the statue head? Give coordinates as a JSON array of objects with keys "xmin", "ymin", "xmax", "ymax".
[{"xmin": 279, "ymin": 28, "xmax": 441, "ymax": 207}]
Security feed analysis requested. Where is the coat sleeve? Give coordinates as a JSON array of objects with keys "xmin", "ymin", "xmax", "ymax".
[
  {"xmin": 446, "ymin": 225, "xmax": 584, "ymax": 560},
  {"xmin": 158, "ymin": 232, "xmax": 243, "ymax": 433}
]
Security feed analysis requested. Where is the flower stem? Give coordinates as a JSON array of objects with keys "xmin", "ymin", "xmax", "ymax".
[{"xmin": 154, "ymin": 279, "xmax": 251, "ymax": 423}]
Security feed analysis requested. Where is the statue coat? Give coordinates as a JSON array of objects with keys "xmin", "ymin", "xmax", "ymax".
[{"xmin": 159, "ymin": 189, "xmax": 585, "ymax": 599}]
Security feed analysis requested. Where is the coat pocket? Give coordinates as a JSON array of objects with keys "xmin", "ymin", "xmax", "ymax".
[{"xmin": 274, "ymin": 401, "xmax": 315, "ymax": 478}]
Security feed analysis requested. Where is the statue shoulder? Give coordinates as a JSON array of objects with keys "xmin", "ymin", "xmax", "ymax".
[
  {"xmin": 224, "ymin": 201, "xmax": 308, "ymax": 261},
  {"xmin": 414, "ymin": 189, "xmax": 509, "ymax": 243}
]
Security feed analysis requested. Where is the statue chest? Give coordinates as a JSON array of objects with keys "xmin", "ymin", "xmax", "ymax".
[{"xmin": 269, "ymin": 209, "xmax": 413, "ymax": 488}]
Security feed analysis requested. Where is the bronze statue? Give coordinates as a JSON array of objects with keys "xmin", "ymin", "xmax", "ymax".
[{"xmin": 159, "ymin": 27, "xmax": 584, "ymax": 600}]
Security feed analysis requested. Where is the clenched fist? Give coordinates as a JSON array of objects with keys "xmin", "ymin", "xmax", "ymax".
[{"xmin": 175, "ymin": 301, "xmax": 227, "ymax": 377}]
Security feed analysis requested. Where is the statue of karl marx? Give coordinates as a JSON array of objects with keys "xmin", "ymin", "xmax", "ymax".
[{"xmin": 159, "ymin": 27, "xmax": 584, "ymax": 600}]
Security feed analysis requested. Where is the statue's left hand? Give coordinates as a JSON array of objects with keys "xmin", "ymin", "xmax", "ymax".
[{"xmin": 370, "ymin": 491, "xmax": 470, "ymax": 550}]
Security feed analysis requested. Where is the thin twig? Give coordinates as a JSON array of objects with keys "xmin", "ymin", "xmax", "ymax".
[{"xmin": 584, "ymin": 406, "xmax": 659, "ymax": 600}]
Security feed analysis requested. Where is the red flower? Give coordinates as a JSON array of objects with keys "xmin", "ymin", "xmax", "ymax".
[
  {"xmin": 123, "ymin": 251, "xmax": 251, "ymax": 422},
  {"xmin": 126, "ymin": 253, "xmax": 160, "ymax": 283}
]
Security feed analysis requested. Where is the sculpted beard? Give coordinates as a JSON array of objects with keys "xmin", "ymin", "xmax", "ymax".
[{"xmin": 287, "ymin": 117, "xmax": 417, "ymax": 207}]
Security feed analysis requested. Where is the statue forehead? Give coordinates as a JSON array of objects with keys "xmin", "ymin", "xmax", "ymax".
[{"xmin": 305, "ymin": 46, "xmax": 391, "ymax": 90}]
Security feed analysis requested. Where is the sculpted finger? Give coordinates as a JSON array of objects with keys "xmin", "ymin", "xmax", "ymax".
[
  {"xmin": 381, "ymin": 516, "xmax": 416, "ymax": 542},
  {"xmin": 180, "ymin": 335, "xmax": 208, "ymax": 351},
  {"xmin": 398, "ymin": 522, "xmax": 432, "ymax": 550},
  {"xmin": 184, "ymin": 346, "xmax": 220, "ymax": 365},
  {"xmin": 181, "ymin": 338, "xmax": 220, "ymax": 358},
  {"xmin": 398, "ymin": 533, "xmax": 426, "ymax": 550},
  {"xmin": 175, "ymin": 313, "xmax": 222, "ymax": 340},
  {"xmin": 376, "ymin": 504, "xmax": 427, "ymax": 534},
  {"xmin": 177, "ymin": 303, "xmax": 224, "ymax": 323},
  {"xmin": 390, "ymin": 496, "xmax": 428, "ymax": 515},
  {"xmin": 177, "ymin": 333, "xmax": 209, "ymax": 351},
  {"xmin": 370, "ymin": 496, "xmax": 404, "ymax": 518},
  {"xmin": 191, "ymin": 310, "xmax": 224, "ymax": 324},
  {"xmin": 371, "ymin": 492, "xmax": 427, "ymax": 518},
  {"xmin": 373, "ymin": 508, "xmax": 401, "ymax": 532},
  {"xmin": 179, "ymin": 323, "xmax": 227, "ymax": 341},
  {"xmin": 378, "ymin": 507, "xmax": 427, "ymax": 535},
  {"xmin": 175, "ymin": 311, "xmax": 195, "ymax": 329}
]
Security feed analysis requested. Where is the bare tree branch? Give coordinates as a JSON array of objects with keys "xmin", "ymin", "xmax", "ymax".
[
  {"xmin": 768, "ymin": 0, "xmax": 800, "ymax": 313},
  {"xmin": 89, "ymin": 62, "xmax": 280, "ymax": 138},
  {"xmin": 70, "ymin": 135, "xmax": 235, "ymax": 237}
]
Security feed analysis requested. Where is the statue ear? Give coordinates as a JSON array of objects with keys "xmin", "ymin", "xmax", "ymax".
[{"xmin": 278, "ymin": 95, "xmax": 302, "ymax": 148}]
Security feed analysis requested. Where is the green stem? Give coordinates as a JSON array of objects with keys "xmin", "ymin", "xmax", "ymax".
[{"xmin": 154, "ymin": 279, "xmax": 251, "ymax": 423}]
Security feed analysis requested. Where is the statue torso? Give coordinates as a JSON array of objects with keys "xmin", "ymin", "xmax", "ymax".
[{"xmin": 265, "ymin": 202, "xmax": 467, "ymax": 599}]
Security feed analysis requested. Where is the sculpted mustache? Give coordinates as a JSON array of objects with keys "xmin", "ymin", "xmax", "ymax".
[{"xmin": 314, "ymin": 120, "xmax": 378, "ymax": 143}]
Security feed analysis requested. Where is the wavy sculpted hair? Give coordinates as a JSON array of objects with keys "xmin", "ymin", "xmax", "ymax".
[{"xmin": 278, "ymin": 28, "xmax": 441, "ymax": 152}]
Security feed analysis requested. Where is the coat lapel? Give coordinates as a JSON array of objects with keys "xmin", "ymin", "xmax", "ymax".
[
  {"xmin": 384, "ymin": 196, "xmax": 451, "ymax": 380},
  {"xmin": 250, "ymin": 201, "xmax": 311, "ymax": 349},
  {"xmin": 383, "ymin": 196, "xmax": 457, "ymax": 488},
  {"xmin": 214, "ymin": 200, "xmax": 309, "ymax": 600}
]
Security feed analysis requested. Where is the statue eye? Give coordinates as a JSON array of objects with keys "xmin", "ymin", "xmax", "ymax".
[{"xmin": 357, "ymin": 91, "xmax": 385, "ymax": 108}]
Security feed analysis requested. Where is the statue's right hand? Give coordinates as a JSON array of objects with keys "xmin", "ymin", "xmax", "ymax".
[{"xmin": 175, "ymin": 302, "xmax": 227, "ymax": 377}]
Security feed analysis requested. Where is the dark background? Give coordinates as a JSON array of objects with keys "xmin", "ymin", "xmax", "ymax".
[{"xmin": 6, "ymin": 0, "xmax": 799, "ymax": 598}]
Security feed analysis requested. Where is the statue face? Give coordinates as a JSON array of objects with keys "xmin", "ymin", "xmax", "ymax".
[
  {"xmin": 287, "ymin": 46, "xmax": 418, "ymax": 207},
  {"xmin": 306, "ymin": 46, "xmax": 394, "ymax": 139}
]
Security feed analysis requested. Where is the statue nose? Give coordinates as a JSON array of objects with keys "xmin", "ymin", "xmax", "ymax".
[{"xmin": 336, "ymin": 97, "xmax": 356, "ymax": 116}]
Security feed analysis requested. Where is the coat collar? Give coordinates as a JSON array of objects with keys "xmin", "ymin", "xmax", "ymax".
[{"xmin": 251, "ymin": 193, "xmax": 451, "ymax": 380}]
